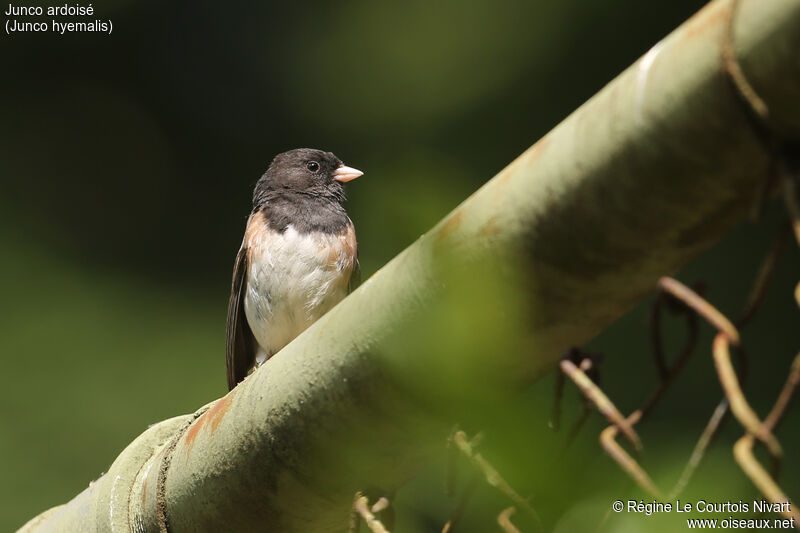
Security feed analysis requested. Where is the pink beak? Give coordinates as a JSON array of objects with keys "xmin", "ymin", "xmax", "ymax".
[{"xmin": 333, "ymin": 165, "xmax": 364, "ymax": 183}]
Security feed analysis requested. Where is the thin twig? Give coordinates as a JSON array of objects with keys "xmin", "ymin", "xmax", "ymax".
[
  {"xmin": 498, "ymin": 507, "xmax": 522, "ymax": 533},
  {"xmin": 721, "ymin": 0, "xmax": 770, "ymax": 122},
  {"xmin": 650, "ymin": 282, "xmax": 703, "ymax": 379},
  {"xmin": 734, "ymin": 437, "xmax": 800, "ymax": 526},
  {"xmin": 598, "ymin": 411, "xmax": 662, "ymax": 498},
  {"xmin": 733, "ymin": 354, "xmax": 800, "ymax": 527},
  {"xmin": 351, "ymin": 493, "xmax": 391, "ymax": 533},
  {"xmin": 553, "ymin": 349, "xmax": 603, "ymax": 440},
  {"xmin": 763, "ymin": 354, "xmax": 800, "ymax": 431},
  {"xmin": 349, "ymin": 502, "xmax": 359, "ymax": 533},
  {"xmin": 736, "ymin": 226, "xmax": 790, "ymax": 328},
  {"xmin": 560, "ymin": 360, "xmax": 642, "ymax": 450},
  {"xmin": 441, "ymin": 476, "xmax": 478, "ymax": 533},
  {"xmin": 658, "ymin": 277, "xmax": 740, "ymax": 344},
  {"xmin": 371, "ymin": 497, "xmax": 390, "ymax": 514},
  {"xmin": 649, "ymin": 292, "xmax": 670, "ymax": 380},
  {"xmin": 712, "ymin": 333, "xmax": 782, "ymax": 458},
  {"xmin": 643, "ymin": 291, "xmax": 699, "ymax": 418},
  {"xmin": 668, "ymin": 399, "xmax": 729, "ymax": 499},
  {"xmin": 452, "ymin": 431, "xmax": 543, "ymax": 530}
]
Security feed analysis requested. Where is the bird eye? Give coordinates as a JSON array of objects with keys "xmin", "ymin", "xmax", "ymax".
[{"xmin": 307, "ymin": 161, "xmax": 320, "ymax": 172}]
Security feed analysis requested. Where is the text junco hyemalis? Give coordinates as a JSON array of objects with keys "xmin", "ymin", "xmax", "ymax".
[{"xmin": 226, "ymin": 148, "xmax": 363, "ymax": 390}]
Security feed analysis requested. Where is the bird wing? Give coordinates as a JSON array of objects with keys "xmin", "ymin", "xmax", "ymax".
[
  {"xmin": 226, "ymin": 244, "xmax": 256, "ymax": 390},
  {"xmin": 347, "ymin": 221, "xmax": 361, "ymax": 292},
  {"xmin": 349, "ymin": 253, "xmax": 361, "ymax": 293}
]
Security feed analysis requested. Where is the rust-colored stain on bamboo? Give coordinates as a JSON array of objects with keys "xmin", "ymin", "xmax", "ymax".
[
  {"xmin": 183, "ymin": 394, "xmax": 235, "ymax": 456},
  {"xmin": 683, "ymin": 1, "xmax": 728, "ymax": 40},
  {"xmin": 437, "ymin": 210, "xmax": 463, "ymax": 240},
  {"xmin": 479, "ymin": 216, "xmax": 499, "ymax": 238}
]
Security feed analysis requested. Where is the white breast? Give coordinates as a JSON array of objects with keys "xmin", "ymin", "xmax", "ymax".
[{"xmin": 244, "ymin": 224, "xmax": 354, "ymax": 359}]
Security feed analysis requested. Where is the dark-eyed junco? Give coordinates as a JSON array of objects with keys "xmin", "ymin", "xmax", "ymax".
[{"xmin": 226, "ymin": 148, "xmax": 363, "ymax": 390}]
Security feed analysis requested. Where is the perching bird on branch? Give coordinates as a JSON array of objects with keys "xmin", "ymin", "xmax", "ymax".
[{"xmin": 226, "ymin": 148, "xmax": 363, "ymax": 390}]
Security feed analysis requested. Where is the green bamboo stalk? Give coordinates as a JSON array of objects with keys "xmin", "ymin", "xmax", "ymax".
[{"xmin": 19, "ymin": 0, "xmax": 800, "ymax": 530}]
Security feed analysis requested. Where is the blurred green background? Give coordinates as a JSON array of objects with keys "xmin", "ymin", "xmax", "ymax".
[{"xmin": 2, "ymin": 1, "xmax": 798, "ymax": 531}]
